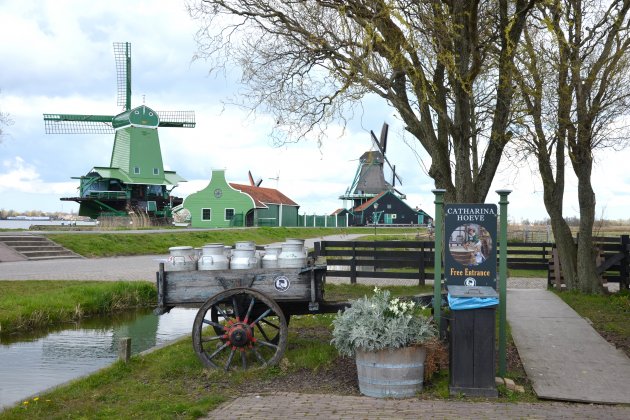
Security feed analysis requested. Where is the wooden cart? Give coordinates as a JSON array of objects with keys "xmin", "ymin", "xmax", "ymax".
[{"xmin": 156, "ymin": 262, "xmax": 347, "ymax": 370}]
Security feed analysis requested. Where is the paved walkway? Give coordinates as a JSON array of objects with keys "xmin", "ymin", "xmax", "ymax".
[
  {"xmin": 0, "ymin": 234, "xmax": 366, "ymax": 281},
  {"xmin": 507, "ymin": 288, "xmax": 630, "ymax": 404},
  {"xmin": 204, "ymin": 392, "xmax": 630, "ymax": 419}
]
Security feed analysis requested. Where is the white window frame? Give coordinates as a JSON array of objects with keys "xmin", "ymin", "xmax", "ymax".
[
  {"xmin": 133, "ymin": 166, "xmax": 140, "ymax": 174},
  {"xmin": 225, "ymin": 208, "xmax": 235, "ymax": 221},
  {"xmin": 201, "ymin": 208, "xmax": 212, "ymax": 221}
]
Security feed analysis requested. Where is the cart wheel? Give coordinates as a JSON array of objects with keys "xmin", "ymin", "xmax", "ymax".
[
  {"xmin": 193, "ymin": 288, "xmax": 288, "ymax": 370},
  {"xmin": 210, "ymin": 307, "xmax": 290, "ymax": 345}
]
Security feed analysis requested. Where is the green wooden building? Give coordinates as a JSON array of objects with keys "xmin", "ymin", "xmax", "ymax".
[{"xmin": 182, "ymin": 170, "xmax": 300, "ymax": 228}]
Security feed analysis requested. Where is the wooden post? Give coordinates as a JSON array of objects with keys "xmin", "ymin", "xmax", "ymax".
[
  {"xmin": 496, "ymin": 189, "xmax": 511, "ymax": 378},
  {"xmin": 351, "ymin": 242, "xmax": 357, "ymax": 284},
  {"xmin": 620, "ymin": 235, "xmax": 629, "ymax": 290},
  {"xmin": 418, "ymin": 243, "xmax": 426, "ymax": 286},
  {"xmin": 118, "ymin": 337, "xmax": 131, "ymax": 363},
  {"xmin": 314, "ymin": 241, "xmax": 322, "ymax": 259},
  {"xmin": 432, "ymin": 189, "xmax": 445, "ymax": 327}
]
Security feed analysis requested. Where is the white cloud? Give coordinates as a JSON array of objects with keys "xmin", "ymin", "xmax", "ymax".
[{"xmin": 0, "ymin": 157, "xmax": 77, "ymax": 195}]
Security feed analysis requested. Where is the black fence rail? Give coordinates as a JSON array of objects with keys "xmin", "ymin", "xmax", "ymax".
[
  {"xmin": 314, "ymin": 240, "xmax": 435, "ymax": 285},
  {"xmin": 314, "ymin": 240, "xmax": 556, "ymax": 285},
  {"xmin": 593, "ymin": 235, "xmax": 630, "ymax": 287},
  {"xmin": 316, "ymin": 237, "xmax": 630, "ymax": 290},
  {"xmin": 548, "ymin": 235, "xmax": 630, "ymax": 289}
]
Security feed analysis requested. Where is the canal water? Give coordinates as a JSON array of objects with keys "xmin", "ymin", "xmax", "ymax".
[{"xmin": 0, "ymin": 307, "xmax": 197, "ymax": 410}]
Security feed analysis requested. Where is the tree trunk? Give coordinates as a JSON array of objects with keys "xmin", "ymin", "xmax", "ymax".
[
  {"xmin": 574, "ymin": 165, "xmax": 604, "ymax": 293},
  {"xmin": 538, "ymin": 138, "xmax": 578, "ymax": 289}
]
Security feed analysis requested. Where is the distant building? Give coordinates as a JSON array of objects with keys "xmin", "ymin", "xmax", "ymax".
[
  {"xmin": 182, "ymin": 169, "xmax": 299, "ymax": 228},
  {"xmin": 349, "ymin": 191, "xmax": 433, "ymax": 226}
]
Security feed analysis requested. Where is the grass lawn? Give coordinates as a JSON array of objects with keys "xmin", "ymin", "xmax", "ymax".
[
  {"xmin": 45, "ymin": 227, "xmax": 420, "ymax": 257},
  {"xmin": 0, "ymin": 281, "xmax": 156, "ymax": 336}
]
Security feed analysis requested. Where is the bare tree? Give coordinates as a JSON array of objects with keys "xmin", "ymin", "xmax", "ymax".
[
  {"xmin": 0, "ymin": 90, "xmax": 13, "ymax": 141},
  {"xmin": 515, "ymin": 0, "xmax": 630, "ymax": 292},
  {"xmin": 188, "ymin": 0, "xmax": 536, "ymax": 203}
]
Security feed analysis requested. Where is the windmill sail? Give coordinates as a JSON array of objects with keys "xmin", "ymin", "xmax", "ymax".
[
  {"xmin": 157, "ymin": 111, "xmax": 196, "ymax": 128},
  {"xmin": 114, "ymin": 42, "xmax": 132, "ymax": 112},
  {"xmin": 370, "ymin": 123, "xmax": 402, "ymax": 186},
  {"xmin": 43, "ymin": 114, "xmax": 114, "ymax": 134}
]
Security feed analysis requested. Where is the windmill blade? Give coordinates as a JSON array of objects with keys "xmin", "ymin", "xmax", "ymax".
[
  {"xmin": 390, "ymin": 164, "xmax": 403, "ymax": 187},
  {"xmin": 113, "ymin": 42, "xmax": 131, "ymax": 112},
  {"xmin": 43, "ymin": 114, "xmax": 114, "ymax": 134},
  {"xmin": 369, "ymin": 123, "xmax": 389, "ymax": 154},
  {"xmin": 384, "ymin": 156, "xmax": 403, "ymax": 186},
  {"xmin": 156, "ymin": 110, "xmax": 196, "ymax": 128},
  {"xmin": 248, "ymin": 171, "xmax": 256, "ymax": 186},
  {"xmin": 379, "ymin": 123, "xmax": 389, "ymax": 154},
  {"xmin": 370, "ymin": 130, "xmax": 385, "ymax": 155}
]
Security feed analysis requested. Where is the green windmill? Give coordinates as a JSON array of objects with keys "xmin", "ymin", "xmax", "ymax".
[{"xmin": 43, "ymin": 42, "xmax": 195, "ymax": 221}]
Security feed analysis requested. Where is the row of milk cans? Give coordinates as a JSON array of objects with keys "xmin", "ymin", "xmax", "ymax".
[{"xmin": 164, "ymin": 239, "xmax": 307, "ymax": 271}]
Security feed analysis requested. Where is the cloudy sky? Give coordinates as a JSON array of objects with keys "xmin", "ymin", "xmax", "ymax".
[{"xmin": 1, "ymin": 1, "xmax": 629, "ymax": 222}]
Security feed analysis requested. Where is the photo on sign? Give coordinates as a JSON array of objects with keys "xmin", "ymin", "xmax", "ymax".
[{"xmin": 448, "ymin": 224, "xmax": 493, "ymax": 267}]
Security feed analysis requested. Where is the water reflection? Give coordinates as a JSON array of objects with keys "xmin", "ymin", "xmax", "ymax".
[{"xmin": 0, "ymin": 308, "xmax": 197, "ymax": 410}]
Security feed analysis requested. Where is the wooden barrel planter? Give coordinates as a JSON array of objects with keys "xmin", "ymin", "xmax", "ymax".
[{"xmin": 355, "ymin": 345, "xmax": 426, "ymax": 398}]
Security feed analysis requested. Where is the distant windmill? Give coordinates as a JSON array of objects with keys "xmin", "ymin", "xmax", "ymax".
[
  {"xmin": 370, "ymin": 123, "xmax": 403, "ymax": 187},
  {"xmin": 248, "ymin": 170, "xmax": 263, "ymax": 187},
  {"xmin": 43, "ymin": 42, "xmax": 195, "ymax": 221},
  {"xmin": 339, "ymin": 122, "xmax": 405, "ymax": 209}
]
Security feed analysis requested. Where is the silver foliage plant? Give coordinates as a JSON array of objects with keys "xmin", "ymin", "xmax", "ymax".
[{"xmin": 331, "ymin": 288, "xmax": 437, "ymax": 357}]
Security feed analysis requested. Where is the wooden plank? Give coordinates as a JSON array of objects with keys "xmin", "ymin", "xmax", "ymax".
[
  {"xmin": 331, "ymin": 270, "xmax": 435, "ymax": 280},
  {"xmin": 450, "ymin": 311, "xmax": 475, "ymax": 388},
  {"xmin": 472, "ymin": 309, "xmax": 496, "ymax": 388},
  {"xmin": 596, "ymin": 253, "xmax": 624, "ymax": 275},
  {"xmin": 503, "ymin": 241, "xmax": 553, "ymax": 248},
  {"xmin": 507, "ymin": 263, "xmax": 550, "ymax": 269},
  {"xmin": 161, "ymin": 267, "xmax": 324, "ymax": 306},
  {"xmin": 321, "ymin": 240, "xmax": 434, "ymax": 249},
  {"xmin": 504, "ymin": 249, "xmax": 553, "ymax": 256}
]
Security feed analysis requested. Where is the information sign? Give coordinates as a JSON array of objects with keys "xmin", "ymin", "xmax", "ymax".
[{"xmin": 444, "ymin": 204, "xmax": 498, "ymax": 288}]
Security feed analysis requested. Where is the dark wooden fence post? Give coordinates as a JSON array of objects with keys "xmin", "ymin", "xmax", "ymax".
[
  {"xmin": 314, "ymin": 241, "xmax": 322, "ymax": 259},
  {"xmin": 418, "ymin": 243, "xmax": 426, "ymax": 286},
  {"xmin": 620, "ymin": 235, "xmax": 629, "ymax": 290},
  {"xmin": 350, "ymin": 242, "xmax": 357, "ymax": 284}
]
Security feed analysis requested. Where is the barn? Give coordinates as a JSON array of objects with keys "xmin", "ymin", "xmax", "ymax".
[{"xmin": 349, "ymin": 191, "xmax": 433, "ymax": 226}]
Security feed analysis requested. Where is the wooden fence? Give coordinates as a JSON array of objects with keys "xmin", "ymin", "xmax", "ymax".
[
  {"xmin": 314, "ymin": 240, "xmax": 554, "ymax": 285},
  {"xmin": 548, "ymin": 235, "xmax": 630, "ymax": 289},
  {"xmin": 314, "ymin": 240, "xmax": 435, "ymax": 285},
  {"xmin": 315, "ymin": 238, "xmax": 630, "ymax": 289}
]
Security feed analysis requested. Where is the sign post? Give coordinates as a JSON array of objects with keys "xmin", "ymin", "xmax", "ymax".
[
  {"xmin": 432, "ymin": 189, "xmax": 446, "ymax": 327},
  {"xmin": 496, "ymin": 190, "xmax": 511, "ymax": 377}
]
